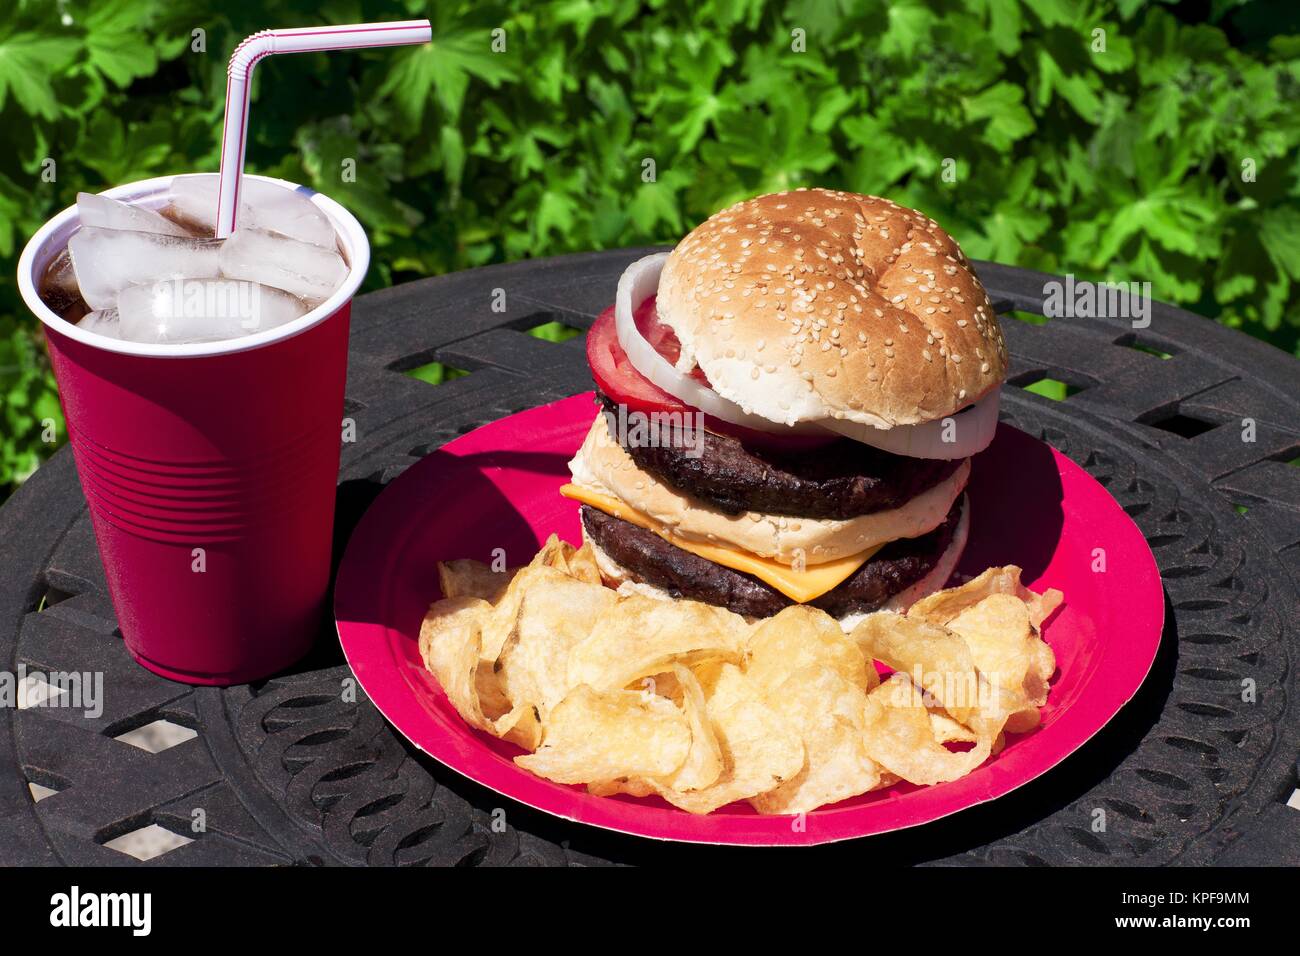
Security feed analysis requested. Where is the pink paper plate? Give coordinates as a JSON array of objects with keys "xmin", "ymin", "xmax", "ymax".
[{"xmin": 334, "ymin": 392, "xmax": 1164, "ymax": 847}]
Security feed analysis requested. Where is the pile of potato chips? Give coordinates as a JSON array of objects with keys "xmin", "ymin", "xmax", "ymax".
[{"xmin": 420, "ymin": 535, "xmax": 1062, "ymax": 815}]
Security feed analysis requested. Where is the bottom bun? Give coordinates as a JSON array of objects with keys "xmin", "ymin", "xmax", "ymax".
[{"xmin": 583, "ymin": 495, "xmax": 970, "ymax": 632}]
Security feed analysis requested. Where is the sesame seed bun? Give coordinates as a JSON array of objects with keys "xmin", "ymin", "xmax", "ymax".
[{"xmin": 656, "ymin": 188, "xmax": 1008, "ymax": 429}]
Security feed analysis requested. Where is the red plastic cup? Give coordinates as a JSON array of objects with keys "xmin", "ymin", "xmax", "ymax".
[{"xmin": 17, "ymin": 174, "xmax": 370, "ymax": 685}]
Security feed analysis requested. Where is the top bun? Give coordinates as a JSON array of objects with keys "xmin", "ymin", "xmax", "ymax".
[{"xmin": 656, "ymin": 188, "xmax": 1007, "ymax": 428}]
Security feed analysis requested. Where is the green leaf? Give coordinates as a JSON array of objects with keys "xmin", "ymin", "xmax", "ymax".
[
  {"xmin": 0, "ymin": 32, "xmax": 80, "ymax": 119},
  {"xmin": 1089, "ymin": 25, "xmax": 1135, "ymax": 74},
  {"xmin": 84, "ymin": 0, "xmax": 158, "ymax": 87},
  {"xmin": 971, "ymin": 0, "xmax": 1024, "ymax": 55},
  {"xmin": 440, "ymin": 125, "xmax": 466, "ymax": 189},
  {"xmin": 377, "ymin": 32, "xmax": 515, "ymax": 122},
  {"xmin": 535, "ymin": 189, "xmax": 579, "ymax": 242},
  {"xmin": 966, "ymin": 201, "xmax": 1050, "ymax": 263},
  {"xmin": 1258, "ymin": 206, "xmax": 1300, "ymax": 280},
  {"xmin": 628, "ymin": 169, "xmax": 690, "ymax": 236},
  {"xmin": 1035, "ymin": 48, "xmax": 1104, "ymax": 123},
  {"xmin": 880, "ymin": 1, "xmax": 937, "ymax": 59},
  {"xmin": 963, "ymin": 82, "xmax": 1035, "ymax": 150},
  {"xmin": 1026, "ymin": 0, "xmax": 1081, "ymax": 28}
]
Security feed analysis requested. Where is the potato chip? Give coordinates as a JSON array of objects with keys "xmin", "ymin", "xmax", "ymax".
[
  {"xmin": 697, "ymin": 661, "xmax": 753, "ymax": 712},
  {"xmin": 587, "ymin": 777, "xmax": 657, "ymax": 798},
  {"xmin": 928, "ymin": 709, "xmax": 979, "ymax": 744},
  {"xmin": 909, "ymin": 565, "xmax": 1063, "ymax": 630},
  {"xmin": 565, "ymin": 593, "xmax": 748, "ymax": 693},
  {"xmin": 437, "ymin": 558, "xmax": 517, "ymax": 603},
  {"xmin": 419, "ymin": 596, "xmax": 491, "ymax": 729},
  {"xmin": 746, "ymin": 605, "xmax": 875, "ymax": 693},
  {"xmin": 632, "ymin": 670, "xmax": 682, "ymax": 703},
  {"xmin": 473, "ymin": 659, "xmax": 514, "ymax": 719},
  {"xmin": 749, "ymin": 665, "xmax": 880, "ymax": 814},
  {"xmin": 851, "ymin": 611, "xmax": 985, "ymax": 726},
  {"xmin": 861, "ymin": 674, "xmax": 996, "ymax": 785},
  {"xmin": 589, "ymin": 664, "xmax": 723, "ymax": 796},
  {"xmin": 947, "ymin": 595, "xmax": 1035, "ymax": 691},
  {"xmin": 1025, "ymin": 590, "xmax": 1063, "ymax": 629},
  {"xmin": 565, "ymin": 540, "xmax": 604, "ymax": 586},
  {"xmin": 471, "ymin": 534, "xmax": 597, "ymax": 658},
  {"xmin": 478, "ymin": 564, "xmax": 572, "ymax": 661},
  {"xmin": 423, "ymin": 534, "xmax": 1063, "ymax": 815},
  {"xmin": 496, "ymin": 574, "xmax": 618, "ymax": 720},
  {"xmin": 650, "ymin": 695, "xmax": 805, "ymax": 814},
  {"xmin": 661, "ymin": 664, "xmax": 723, "ymax": 791},
  {"xmin": 906, "ymin": 566, "xmax": 1020, "ymax": 624},
  {"xmin": 947, "ymin": 593, "xmax": 1056, "ymax": 706},
  {"xmin": 689, "ymin": 659, "xmax": 732, "ymax": 701},
  {"xmin": 515, "ymin": 685, "xmax": 691, "ymax": 784},
  {"xmin": 532, "ymin": 533, "xmax": 575, "ymax": 571},
  {"xmin": 1026, "ymin": 638, "xmax": 1056, "ymax": 706},
  {"xmin": 595, "ymin": 663, "xmax": 805, "ymax": 813},
  {"xmin": 419, "ymin": 596, "xmax": 541, "ymax": 748}
]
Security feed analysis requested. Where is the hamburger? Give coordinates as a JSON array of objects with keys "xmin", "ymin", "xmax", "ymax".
[{"xmin": 560, "ymin": 188, "xmax": 1007, "ymax": 629}]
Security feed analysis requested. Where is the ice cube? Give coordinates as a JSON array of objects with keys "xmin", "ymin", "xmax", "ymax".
[
  {"xmin": 77, "ymin": 192, "xmax": 193, "ymax": 237},
  {"xmin": 38, "ymin": 248, "xmax": 84, "ymax": 315},
  {"xmin": 67, "ymin": 226, "xmax": 221, "ymax": 311},
  {"xmin": 43, "ymin": 248, "xmax": 80, "ymax": 295},
  {"xmin": 116, "ymin": 278, "xmax": 308, "ymax": 344},
  {"xmin": 77, "ymin": 309, "xmax": 121, "ymax": 340},
  {"xmin": 218, "ymin": 228, "xmax": 347, "ymax": 304},
  {"xmin": 168, "ymin": 175, "xmax": 336, "ymax": 248}
]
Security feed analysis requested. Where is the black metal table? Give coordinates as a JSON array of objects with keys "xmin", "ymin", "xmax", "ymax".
[{"xmin": 3, "ymin": 250, "xmax": 1298, "ymax": 866}]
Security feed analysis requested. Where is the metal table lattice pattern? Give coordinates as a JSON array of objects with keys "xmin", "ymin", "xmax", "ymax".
[{"xmin": 1, "ymin": 251, "xmax": 1298, "ymax": 866}]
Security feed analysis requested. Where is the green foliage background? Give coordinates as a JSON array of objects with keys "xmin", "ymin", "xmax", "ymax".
[{"xmin": 1, "ymin": 0, "xmax": 1298, "ymax": 494}]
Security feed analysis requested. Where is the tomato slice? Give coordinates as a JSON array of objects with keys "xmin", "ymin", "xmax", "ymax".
[
  {"xmin": 587, "ymin": 296, "xmax": 684, "ymax": 416},
  {"xmin": 586, "ymin": 296, "xmax": 839, "ymax": 453}
]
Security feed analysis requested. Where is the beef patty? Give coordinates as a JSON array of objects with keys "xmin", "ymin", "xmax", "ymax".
[
  {"xmin": 580, "ymin": 499, "xmax": 963, "ymax": 620},
  {"xmin": 596, "ymin": 393, "xmax": 963, "ymax": 519}
]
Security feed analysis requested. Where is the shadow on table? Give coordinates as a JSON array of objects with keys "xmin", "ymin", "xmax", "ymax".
[{"xmin": 266, "ymin": 475, "xmax": 395, "ymax": 675}]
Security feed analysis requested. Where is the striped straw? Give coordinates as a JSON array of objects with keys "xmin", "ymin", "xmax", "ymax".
[{"xmin": 215, "ymin": 20, "xmax": 432, "ymax": 238}]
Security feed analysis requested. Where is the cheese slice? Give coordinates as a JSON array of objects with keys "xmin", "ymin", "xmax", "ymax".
[{"xmin": 560, "ymin": 483, "xmax": 884, "ymax": 603}]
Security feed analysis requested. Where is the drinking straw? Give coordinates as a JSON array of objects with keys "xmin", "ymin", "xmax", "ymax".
[{"xmin": 215, "ymin": 20, "xmax": 433, "ymax": 238}]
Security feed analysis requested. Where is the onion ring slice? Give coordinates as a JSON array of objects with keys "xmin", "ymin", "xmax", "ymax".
[{"xmin": 822, "ymin": 391, "xmax": 1001, "ymax": 460}]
